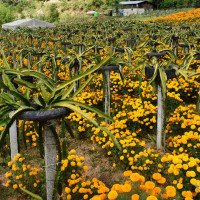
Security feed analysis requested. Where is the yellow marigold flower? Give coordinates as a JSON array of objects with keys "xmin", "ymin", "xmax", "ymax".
[
  {"xmin": 124, "ymin": 170, "xmax": 132, "ymax": 177},
  {"xmin": 130, "ymin": 173, "xmax": 141, "ymax": 182},
  {"xmin": 145, "ymin": 181, "xmax": 155, "ymax": 190},
  {"xmin": 108, "ymin": 190, "xmax": 118, "ymax": 200},
  {"xmin": 154, "ymin": 187, "xmax": 161, "ymax": 194},
  {"xmin": 7, "ymin": 161, "xmax": 13, "ymax": 167},
  {"xmin": 5, "ymin": 172, "xmax": 12, "ymax": 178},
  {"xmin": 182, "ymin": 191, "xmax": 193, "ymax": 198},
  {"xmin": 177, "ymin": 183, "xmax": 183, "ymax": 189},
  {"xmin": 122, "ymin": 184, "xmax": 131, "ymax": 192},
  {"xmin": 71, "ymin": 174, "xmax": 76, "ymax": 179},
  {"xmin": 83, "ymin": 165, "xmax": 88, "ymax": 171},
  {"xmin": 67, "ymin": 194, "xmax": 71, "ymax": 200},
  {"xmin": 191, "ymin": 125, "xmax": 196, "ymax": 130},
  {"xmin": 166, "ymin": 186, "xmax": 176, "ymax": 197},
  {"xmin": 131, "ymin": 194, "xmax": 140, "ymax": 200},
  {"xmin": 13, "ymin": 184, "xmax": 18, "ymax": 189},
  {"xmin": 120, "ymin": 156, "xmax": 124, "ymax": 160},
  {"xmin": 70, "ymin": 161, "xmax": 76, "ymax": 167},
  {"xmin": 83, "ymin": 194, "xmax": 88, "ymax": 199},
  {"xmin": 146, "ymin": 196, "xmax": 158, "ymax": 200},
  {"xmin": 152, "ymin": 173, "xmax": 161, "ymax": 180},
  {"xmin": 65, "ymin": 187, "xmax": 71, "ymax": 194},
  {"xmin": 157, "ymin": 177, "xmax": 166, "ymax": 184},
  {"xmin": 5, "ymin": 180, "xmax": 11, "ymax": 187}
]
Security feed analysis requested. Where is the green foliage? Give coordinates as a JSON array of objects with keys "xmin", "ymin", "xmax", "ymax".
[
  {"xmin": 150, "ymin": 0, "xmax": 199, "ymax": 9},
  {"xmin": 0, "ymin": 4, "xmax": 15, "ymax": 24},
  {"xmin": 47, "ymin": 3, "xmax": 60, "ymax": 23}
]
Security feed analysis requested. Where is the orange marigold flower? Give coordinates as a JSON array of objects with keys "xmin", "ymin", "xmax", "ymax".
[
  {"xmin": 131, "ymin": 194, "xmax": 140, "ymax": 200},
  {"xmin": 152, "ymin": 173, "xmax": 162, "ymax": 180},
  {"xmin": 145, "ymin": 181, "xmax": 155, "ymax": 190},
  {"xmin": 161, "ymin": 194, "xmax": 169, "ymax": 199},
  {"xmin": 130, "ymin": 173, "xmax": 141, "ymax": 182},
  {"xmin": 124, "ymin": 170, "xmax": 132, "ymax": 177},
  {"xmin": 108, "ymin": 190, "xmax": 118, "ymax": 200},
  {"xmin": 166, "ymin": 186, "xmax": 176, "ymax": 197},
  {"xmin": 13, "ymin": 184, "xmax": 18, "ymax": 189},
  {"xmin": 122, "ymin": 184, "xmax": 132, "ymax": 193},
  {"xmin": 153, "ymin": 187, "xmax": 161, "ymax": 194},
  {"xmin": 157, "ymin": 177, "xmax": 166, "ymax": 184},
  {"xmin": 146, "ymin": 195, "xmax": 158, "ymax": 200}
]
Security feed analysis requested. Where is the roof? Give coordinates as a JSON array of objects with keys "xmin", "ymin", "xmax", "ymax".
[
  {"xmin": 2, "ymin": 18, "xmax": 55, "ymax": 30},
  {"xmin": 119, "ymin": 1, "xmax": 147, "ymax": 5},
  {"xmin": 86, "ymin": 11, "xmax": 96, "ymax": 15}
]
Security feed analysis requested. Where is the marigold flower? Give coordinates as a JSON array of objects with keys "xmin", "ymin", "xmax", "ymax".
[
  {"xmin": 146, "ymin": 196, "xmax": 158, "ymax": 200},
  {"xmin": 13, "ymin": 184, "xmax": 18, "ymax": 189},
  {"xmin": 130, "ymin": 173, "xmax": 141, "ymax": 182},
  {"xmin": 152, "ymin": 173, "xmax": 161, "ymax": 180},
  {"xmin": 145, "ymin": 181, "xmax": 155, "ymax": 190},
  {"xmin": 107, "ymin": 190, "xmax": 118, "ymax": 200},
  {"xmin": 124, "ymin": 170, "xmax": 132, "ymax": 177},
  {"xmin": 122, "ymin": 184, "xmax": 131, "ymax": 193},
  {"xmin": 131, "ymin": 194, "xmax": 139, "ymax": 200},
  {"xmin": 166, "ymin": 186, "xmax": 176, "ymax": 197}
]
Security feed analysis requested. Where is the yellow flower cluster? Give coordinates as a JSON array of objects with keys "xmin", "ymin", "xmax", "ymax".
[
  {"xmin": 5, "ymin": 153, "xmax": 42, "ymax": 193},
  {"xmin": 152, "ymin": 8, "xmax": 200, "ymax": 25}
]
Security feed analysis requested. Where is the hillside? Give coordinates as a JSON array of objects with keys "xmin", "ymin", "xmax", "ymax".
[
  {"xmin": 0, "ymin": 0, "xmax": 199, "ymax": 24},
  {"xmin": 0, "ymin": 0, "xmax": 111, "ymax": 24}
]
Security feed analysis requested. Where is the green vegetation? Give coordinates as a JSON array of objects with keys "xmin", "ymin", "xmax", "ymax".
[{"xmin": 0, "ymin": 0, "xmax": 199, "ymax": 24}]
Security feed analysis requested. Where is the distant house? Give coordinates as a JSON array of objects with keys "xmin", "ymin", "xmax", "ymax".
[{"xmin": 118, "ymin": 1, "xmax": 153, "ymax": 16}]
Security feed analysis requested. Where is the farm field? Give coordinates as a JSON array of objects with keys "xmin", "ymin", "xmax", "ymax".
[{"xmin": 1, "ymin": 8, "xmax": 200, "ymax": 200}]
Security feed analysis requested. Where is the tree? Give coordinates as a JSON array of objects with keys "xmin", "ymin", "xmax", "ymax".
[
  {"xmin": 47, "ymin": 3, "xmax": 59, "ymax": 23},
  {"xmin": 91, "ymin": 0, "xmax": 103, "ymax": 8},
  {"xmin": 0, "ymin": 4, "xmax": 15, "ymax": 24}
]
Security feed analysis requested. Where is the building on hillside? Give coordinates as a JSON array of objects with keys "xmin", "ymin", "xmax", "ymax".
[{"xmin": 118, "ymin": 1, "xmax": 153, "ymax": 16}]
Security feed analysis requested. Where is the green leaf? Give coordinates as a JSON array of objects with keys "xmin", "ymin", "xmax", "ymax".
[
  {"xmin": 5, "ymin": 69, "xmax": 55, "ymax": 91},
  {"xmin": 1, "ymin": 49, "xmax": 10, "ymax": 69},
  {"xmin": 52, "ymin": 102, "xmax": 98, "ymax": 126},
  {"xmin": 2, "ymin": 73, "xmax": 17, "ymax": 92},
  {"xmin": 38, "ymin": 82, "xmax": 49, "ymax": 103},
  {"xmin": 149, "ymin": 65, "xmax": 158, "ymax": 85},
  {"xmin": 19, "ymin": 120, "xmax": 27, "ymax": 149},
  {"xmin": 53, "ymin": 99, "xmax": 114, "ymax": 122},
  {"xmin": 64, "ymin": 119, "xmax": 74, "ymax": 138},
  {"xmin": 0, "ymin": 107, "xmax": 10, "ymax": 120},
  {"xmin": 24, "ymin": 88, "xmax": 30, "ymax": 100},
  {"xmin": 9, "ymin": 90, "xmax": 30, "ymax": 106},
  {"xmin": 159, "ymin": 68, "xmax": 167, "ymax": 100},
  {"xmin": 60, "ymin": 83, "xmax": 74, "ymax": 100},
  {"xmin": 13, "ymin": 78, "xmax": 36, "ymax": 89},
  {"xmin": 0, "ymin": 79, "xmax": 9, "ymax": 91},
  {"xmin": 0, "ymin": 93, "xmax": 19, "ymax": 106},
  {"xmin": 0, "ymin": 107, "xmax": 35, "ymax": 150},
  {"xmin": 19, "ymin": 187, "xmax": 43, "ymax": 200}
]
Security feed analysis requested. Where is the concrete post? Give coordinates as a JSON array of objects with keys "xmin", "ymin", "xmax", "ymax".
[
  {"xmin": 157, "ymin": 84, "xmax": 164, "ymax": 150},
  {"xmin": 44, "ymin": 122, "xmax": 57, "ymax": 200},
  {"xmin": 104, "ymin": 70, "xmax": 111, "ymax": 122},
  {"xmin": 9, "ymin": 111, "xmax": 18, "ymax": 161}
]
